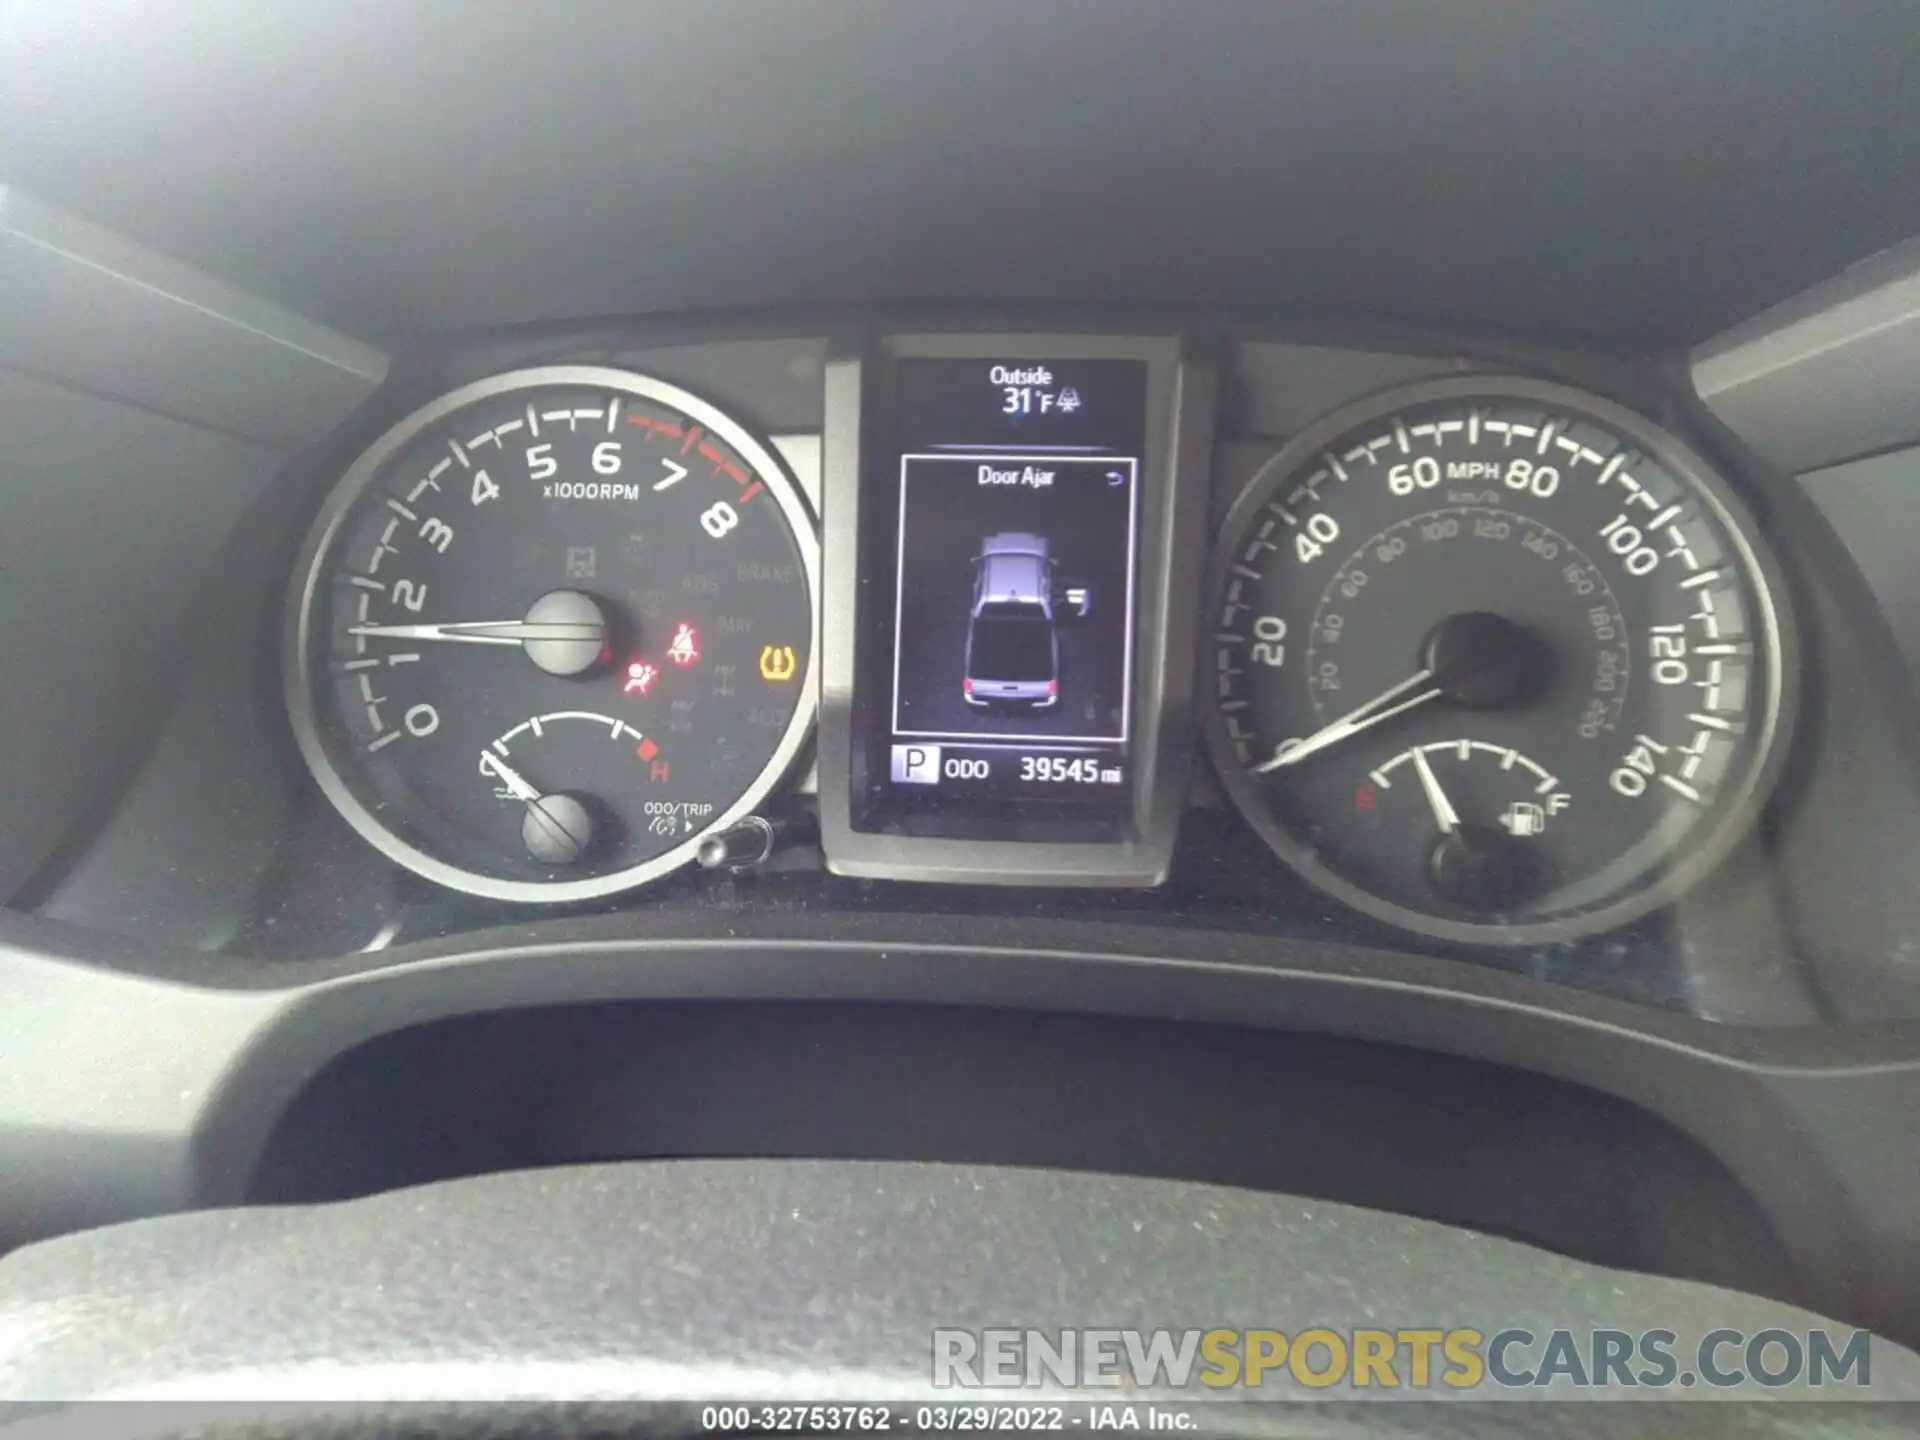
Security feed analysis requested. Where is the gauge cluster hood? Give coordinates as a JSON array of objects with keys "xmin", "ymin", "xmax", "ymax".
[{"xmin": 4, "ymin": 2, "xmax": 1920, "ymax": 344}]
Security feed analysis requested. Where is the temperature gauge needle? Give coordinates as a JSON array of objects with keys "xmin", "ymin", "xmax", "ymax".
[
  {"xmin": 479, "ymin": 750, "xmax": 544, "ymax": 803},
  {"xmin": 1409, "ymin": 747, "xmax": 1461, "ymax": 834},
  {"xmin": 480, "ymin": 751, "xmax": 595, "ymax": 865}
]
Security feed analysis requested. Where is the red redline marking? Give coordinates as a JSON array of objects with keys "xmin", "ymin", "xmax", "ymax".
[
  {"xmin": 738, "ymin": 480, "xmax": 764, "ymax": 502},
  {"xmin": 721, "ymin": 461, "xmax": 747, "ymax": 484},
  {"xmin": 697, "ymin": 443, "xmax": 724, "ymax": 463},
  {"xmin": 626, "ymin": 415, "xmax": 686, "ymax": 439},
  {"xmin": 679, "ymin": 425, "xmax": 703, "ymax": 456}
]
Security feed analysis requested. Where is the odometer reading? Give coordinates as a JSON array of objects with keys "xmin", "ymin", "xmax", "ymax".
[
  {"xmin": 1020, "ymin": 755, "xmax": 1108, "ymax": 784},
  {"xmin": 1206, "ymin": 377, "xmax": 1791, "ymax": 945},
  {"xmin": 286, "ymin": 366, "xmax": 817, "ymax": 902}
]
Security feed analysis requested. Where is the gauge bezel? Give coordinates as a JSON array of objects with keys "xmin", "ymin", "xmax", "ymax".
[
  {"xmin": 284, "ymin": 364, "xmax": 821, "ymax": 903},
  {"xmin": 1203, "ymin": 374, "xmax": 1798, "ymax": 946}
]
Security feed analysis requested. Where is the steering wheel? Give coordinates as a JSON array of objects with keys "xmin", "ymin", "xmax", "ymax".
[{"xmin": 2, "ymin": 1161, "xmax": 1917, "ymax": 1435}]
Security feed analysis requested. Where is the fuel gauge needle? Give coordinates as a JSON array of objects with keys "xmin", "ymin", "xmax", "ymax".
[{"xmin": 1410, "ymin": 747, "xmax": 1461, "ymax": 834}]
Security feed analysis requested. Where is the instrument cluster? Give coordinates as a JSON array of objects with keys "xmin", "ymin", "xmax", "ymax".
[{"xmin": 284, "ymin": 332, "xmax": 1795, "ymax": 954}]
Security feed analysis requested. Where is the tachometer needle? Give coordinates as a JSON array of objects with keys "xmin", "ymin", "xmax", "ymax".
[
  {"xmin": 349, "ymin": 591, "xmax": 610, "ymax": 678},
  {"xmin": 1409, "ymin": 746, "xmax": 1461, "ymax": 834},
  {"xmin": 1255, "ymin": 669, "xmax": 1441, "ymax": 772},
  {"xmin": 347, "ymin": 618, "xmax": 603, "ymax": 645}
]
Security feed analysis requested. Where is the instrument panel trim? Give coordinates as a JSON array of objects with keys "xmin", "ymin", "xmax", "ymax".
[{"xmin": 5, "ymin": 905, "xmax": 1920, "ymax": 1339}]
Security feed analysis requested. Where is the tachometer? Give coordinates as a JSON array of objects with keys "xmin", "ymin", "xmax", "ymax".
[
  {"xmin": 1206, "ymin": 377, "xmax": 1793, "ymax": 944},
  {"xmin": 286, "ymin": 366, "xmax": 817, "ymax": 902}
]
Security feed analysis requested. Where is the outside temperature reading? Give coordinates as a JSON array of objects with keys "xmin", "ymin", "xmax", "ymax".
[{"xmin": 994, "ymin": 364, "xmax": 1083, "ymax": 417}]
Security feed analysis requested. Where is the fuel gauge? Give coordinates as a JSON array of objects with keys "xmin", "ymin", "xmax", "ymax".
[{"xmin": 1362, "ymin": 740, "xmax": 1569, "ymax": 917}]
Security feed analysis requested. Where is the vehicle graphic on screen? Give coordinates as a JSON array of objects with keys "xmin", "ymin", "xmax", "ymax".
[{"xmin": 963, "ymin": 532, "xmax": 1061, "ymax": 708}]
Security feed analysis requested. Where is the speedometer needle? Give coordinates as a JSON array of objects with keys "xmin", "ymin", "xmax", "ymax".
[
  {"xmin": 1409, "ymin": 747, "xmax": 1461, "ymax": 834},
  {"xmin": 1255, "ymin": 669, "xmax": 1441, "ymax": 772}
]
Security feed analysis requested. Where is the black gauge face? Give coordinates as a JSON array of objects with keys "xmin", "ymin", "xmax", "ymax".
[
  {"xmin": 1206, "ymin": 377, "xmax": 1793, "ymax": 945},
  {"xmin": 287, "ymin": 366, "xmax": 817, "ymax": 902}
]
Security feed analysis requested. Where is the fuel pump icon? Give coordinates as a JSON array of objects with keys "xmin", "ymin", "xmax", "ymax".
[
  {"xmin": 1501, "ymin": 801, "xmax": 1547, "ymax": 837},
  {"xmin": 1501, "ymin": 792, "xmax": 1570, "ymax": 836}
]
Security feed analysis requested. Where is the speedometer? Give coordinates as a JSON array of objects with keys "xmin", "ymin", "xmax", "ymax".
[
  {"xmin": 1206, "ymin": 377, "xmax": 1793, "ymax": 945},
  {"xmin": 286, "ymin": 366, "xmax": 817, "ymax": 902}
]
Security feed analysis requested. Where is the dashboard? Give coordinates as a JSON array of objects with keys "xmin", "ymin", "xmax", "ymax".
[
  {"xmin": 191, "ymin": 310, "xmax": 1899, "ymax": 1032},
  {"xmin": 6, "ymin": 0, "xmax": 1920, "ymax": 1370}
]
